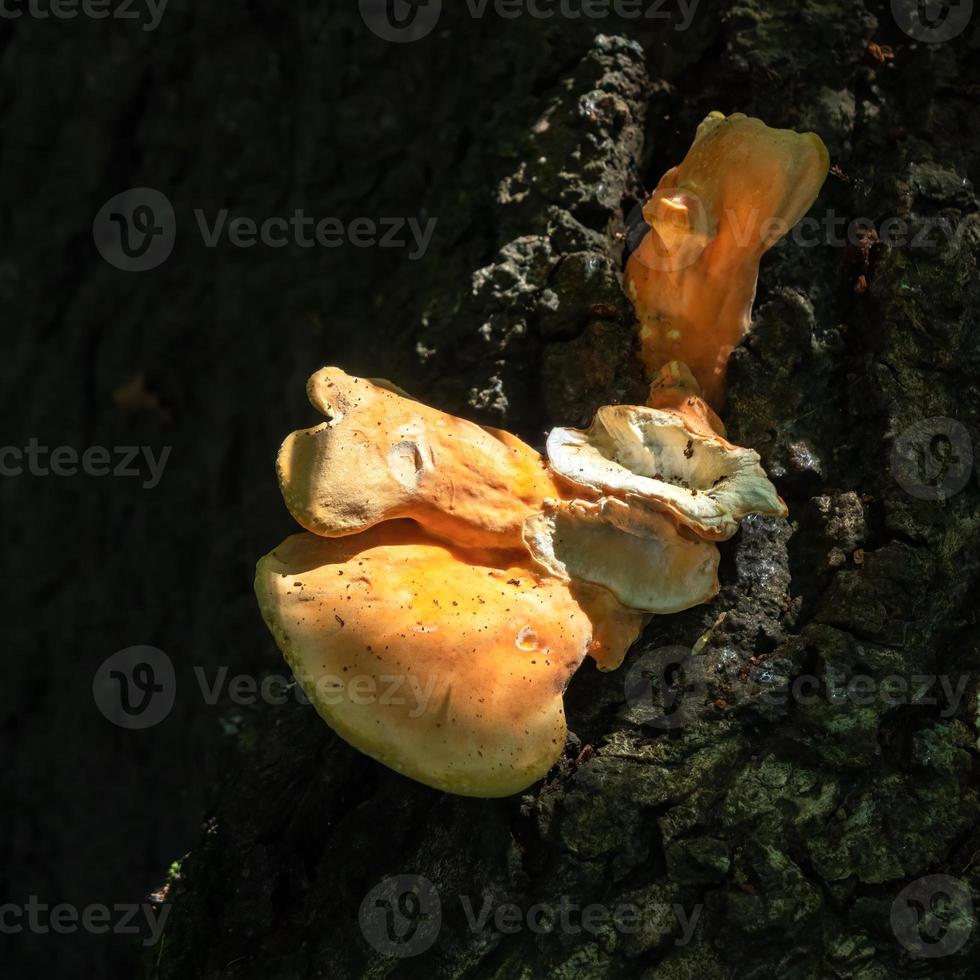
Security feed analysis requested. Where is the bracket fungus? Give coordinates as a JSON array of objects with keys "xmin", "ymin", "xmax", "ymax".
[
  {"xmin": 625, "ymin": 111, "xmax": 830, "ymax": 407},
  {"xmin": 255, "ymin": 524, "xmax": 604, "ymax": 797},
  {"xmin": 544, "ymin": 389, "xmax": 787, "ymax": 542},
  {"xmin": 522, "ymin": 497, "xmax": 720, "ymax": 615},
  {"xmin": 257, "ymin": 360, "xmax": 785, "ymax": 795},
  {"xmin": 256, "ymin": 113, "xmax": 814, "ymax": 796},
  {"xmin": 277, "ymin": 366, "xmax": 560, "ymax": 551}
]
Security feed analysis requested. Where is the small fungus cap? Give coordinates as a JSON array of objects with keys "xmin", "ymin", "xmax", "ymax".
[
  {"xmin": 546, "ymin": 401, "xmax": 787, "ymax": 541},
  {"xmin": 277, "ymin": 368, "xmax": 560, "ymax": 551},
  {"xmin": 646, "ymin": 360, "xmax": 726, "ymax": 438},
  {"xmin": 523, "ymin": 497, "xmax": 720, "ymax": 615}
]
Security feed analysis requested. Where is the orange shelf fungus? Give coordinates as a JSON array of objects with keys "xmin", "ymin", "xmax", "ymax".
[
  {"xmin": 258, "ymin": 112, "xmax": 816, "ymax": 794},
  {"xmin": 544, "ymin": 369, "xmax": 787, "ymax": 542},
  {"xmin": 257, "ymin": 363, "xmax": 787, "ymax": 796},
  {"xmin": 645, "ymin": 360, "xmax": 726, "ymax": 439},
  {"xmin": 625, "ymin": 112, "xmax": 830, "ymax": 408},
  {"xmin": 255, "ymin": 524, "xmax": 601, "ymax": 798},
  {"xmin": 277, "ymin": 367, "xmax": 560, "ymax": 551},
  {"xmin": 523, "ymin": 497, "xmax": 720, "ymax": 616}
]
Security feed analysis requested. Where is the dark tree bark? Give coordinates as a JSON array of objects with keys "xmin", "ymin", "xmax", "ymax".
[{"xmin": 3, "ymin": 3, "xmax": 979, "ymax": 979}]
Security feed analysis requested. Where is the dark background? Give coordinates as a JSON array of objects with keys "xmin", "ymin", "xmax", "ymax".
[{"xmin": 2, "ymin": 2, "xmax": 979, "ymax": 978}]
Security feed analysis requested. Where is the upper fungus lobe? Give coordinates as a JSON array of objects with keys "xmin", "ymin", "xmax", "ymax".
[
  {"xmin": 277, "ymin": 367, "xmax": 560, "ymax": 551},
  {"xmin": 625, "ymin": 112, "xmax": 830, "ymax": 408}
]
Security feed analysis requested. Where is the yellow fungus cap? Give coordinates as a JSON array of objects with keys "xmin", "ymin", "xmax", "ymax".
[
  {"xmin": 626, "ymin": 112, "xmax": 829, "ymax": 407},
  {"xmin": 256, "ymin": 522, "xmax": 621, "ymax": 796},
  {"xmin": 277, "ymin": 367, "xmax": 560, "ymax": 551}
]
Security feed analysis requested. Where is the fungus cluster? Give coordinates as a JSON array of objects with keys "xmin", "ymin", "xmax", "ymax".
[{"xmin": 255, "ymin": 112, "xmax": 829, "ymax": 797}]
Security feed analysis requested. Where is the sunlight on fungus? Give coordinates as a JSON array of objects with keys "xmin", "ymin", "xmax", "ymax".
[{"xmin": 256, "ymin": 111, "xmax": 828, "ymax": 797}]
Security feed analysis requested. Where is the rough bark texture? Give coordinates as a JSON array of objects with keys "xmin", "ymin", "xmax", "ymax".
[{"xmin": 3, "ymin": 2, "xmax": 980, "ymax": 979}]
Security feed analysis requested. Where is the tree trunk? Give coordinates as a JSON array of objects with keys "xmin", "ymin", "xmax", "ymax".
[{"xmin": 4, "ymin": 3, "xmax": 979, "ymax": 979}]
